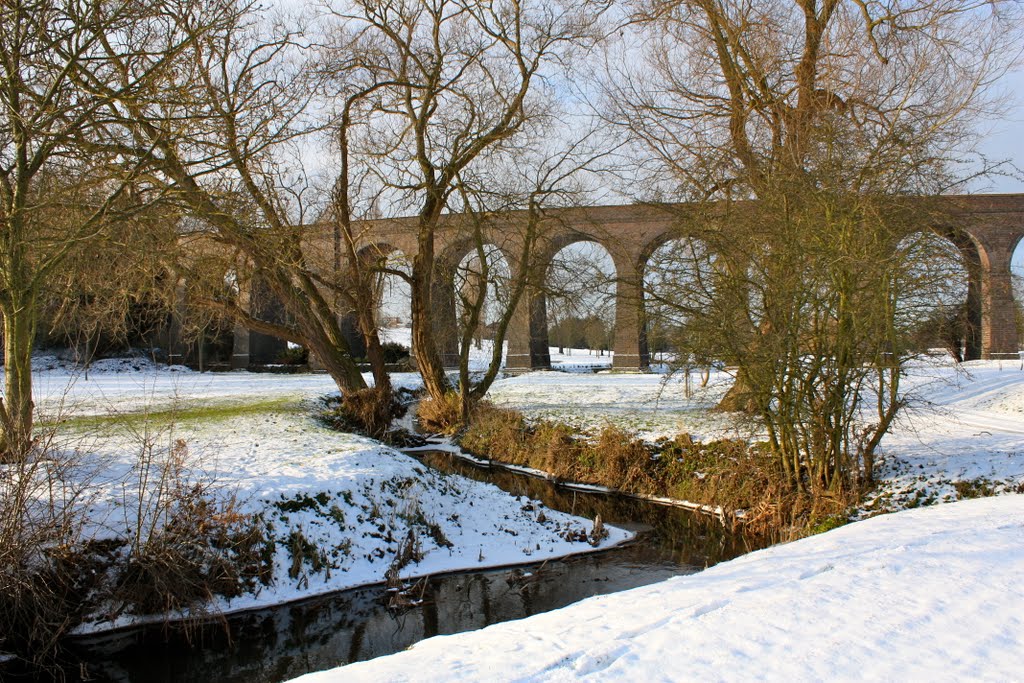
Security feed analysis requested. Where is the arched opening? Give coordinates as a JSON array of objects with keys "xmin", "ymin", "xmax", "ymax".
[
  {"xmin": 893, "ymin": 231, "xmax": 974, "ymax": 360},
  {"xmin": 340, "ymin": 244, "xmax": 413, "ymax": 362},
  {"xmin": 544, "ymin": 241, "xmax": 617, "ymax": 366},
  {"xmin": 642, "ymin": 236, "xmax": 717, "ymax": 367},
  {"xmin": 1011, "ymin": 235, "xmax": 1024, "ymax": 350},
  {"xmin": 245, "ymin": 274, "xmax": 290, "ymax": 365},
  {"xmin": 374, "ymin": 249, "xmax": 413, "ymax": 353}
]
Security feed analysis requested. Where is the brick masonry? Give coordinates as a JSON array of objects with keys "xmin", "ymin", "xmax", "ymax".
[{"xmin": 241, "ymin": 194, "xmax": 1024, "ymax": 370}]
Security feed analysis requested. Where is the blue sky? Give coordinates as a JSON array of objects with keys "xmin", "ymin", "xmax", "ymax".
[{"xmin": 976, "ymin": 67, "xmax": 1024, "ymax": 195}]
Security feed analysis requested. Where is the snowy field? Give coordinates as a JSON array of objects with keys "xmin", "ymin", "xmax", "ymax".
[
  {"xmin": 483, "ymin": 357, "xmax": 1024, "ymax": 514},
  {"xmin": 277, "ymin": 350, "xmax": 1024, "ymax": 682},
  {"xmin": 18, "ymin": 356, "xmax": 630, "ymax": 633},
  {"xmin": 299, "ymin": 494, "xmax": 1024, "ymax": 682}
]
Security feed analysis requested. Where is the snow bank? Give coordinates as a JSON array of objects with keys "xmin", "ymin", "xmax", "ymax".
[
  {"xmin": 67, "ymin": 408, "xmax": 630, "ymax": 635},
  {"xmin": 293, "ymin": 494, "xmax": 1024, "ymax": 682}
]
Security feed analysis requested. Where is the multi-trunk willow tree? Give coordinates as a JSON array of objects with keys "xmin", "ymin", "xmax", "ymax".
[{"xmin": 614, "ymin": 0, "xmax": 1022, "ymax": 490}]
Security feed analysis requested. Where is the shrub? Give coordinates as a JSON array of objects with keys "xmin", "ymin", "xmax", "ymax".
[
  {"xmin": 381, "ymin": 341, "xmax": 410, "ymax": 364},
  {"xmin": 111, "ymin": 487, "xmax": 273, "ymax": 617},
  {"xmin": 594, "ymin": 425, "xmax": 653, "ymax": 491},
  {"xmin": 458, "ymin": 406, "xmax": 854, "ymax": 540},
  {"xmin": 275, "ymin": 345, "xmax": 308, "ymax": 365},
  {"xmin": 0, "ymin": 437, "xmax": 92, "ymax": 669},
  {"xmin": 416, "ymin": 393, "xmax": 466, "ymax": 435},
  {"xmin": 322, "ymin": 387, "xmax": 406, "ymax": 439},
  {"xmin": 459, "ymin": 403, "xmax": 527, "ymax": 455},
  {"xmin": 0, "ymin": 431, "xmax": 274, "ymax": 671}
]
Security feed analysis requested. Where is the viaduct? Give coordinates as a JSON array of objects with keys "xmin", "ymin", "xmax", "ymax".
[{"xmin": 214, "ymin": 193, "xmax": 1024, "ymax": 371}]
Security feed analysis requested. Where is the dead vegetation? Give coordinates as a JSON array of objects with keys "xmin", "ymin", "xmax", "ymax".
[
  {"xmin": 320, "ymin": 387, "xmax": 407, "ymax": 440},
  {"xmin": 0, "ymin": 434, "xmax": 92, "ymax": 669},
  {"xmin": 459, "ymin": 403, "xmax": 852, "ymax": 539},
  {"xmin": 415, "ymin": 393, "xmax": 467, "ymax": 436},
  {"xmin": 108, "ymin": 485, "xmax": 273, "ymax": 620},
  {"xmin": 0, "ymin": 428, "xmax": 273, "ymax": 672}
]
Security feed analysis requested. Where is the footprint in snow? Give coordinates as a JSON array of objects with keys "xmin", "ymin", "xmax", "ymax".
[
  {"xmin": 691, "ymin": 599, "xmax": 730, "ymax": 618},
  {"xmin": 798, "ymin": 563, "xmax": 835, "ymax": 580}
]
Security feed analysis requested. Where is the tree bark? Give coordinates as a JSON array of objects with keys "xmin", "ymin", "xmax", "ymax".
[{"xmin": 1, "ymin": 295, "xmax": 37, "ymax": 460}]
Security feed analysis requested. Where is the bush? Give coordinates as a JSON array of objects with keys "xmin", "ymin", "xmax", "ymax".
[
  {"xmin": 458, "ymin": 405, "xmax": 853, "ymax": 540},
  {"xmin": 0, "ymin": 433, "xmax": 274, "ymax": 671},
  {"xmin": 110, "ymin": 486, "xmax": 273, "ymax": 618},
  {"xmin": 416, "ymin": 393, "xmax": 466, "ymax": 435},
  {"xmin": 381, "ymin": 341, "xmax": 410, "ymax": 364},
  {"xmin": 275, "ymin": 345, "xmax": 308, "ymax": 365},
  {"xmin": 0, "ymin": 439, "xmax": 91, "ymax": 669},
  {"xmin": 459, "ymin": 403, "xmax": 526, "ymax": 454}
]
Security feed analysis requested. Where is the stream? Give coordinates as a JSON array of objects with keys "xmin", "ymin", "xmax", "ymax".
[{"xmin": 58, "ymin": 450, "xmax": 766, "ymax": 682}]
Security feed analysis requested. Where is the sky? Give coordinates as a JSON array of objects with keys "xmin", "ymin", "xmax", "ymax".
[
  {"xmin": 974, "ymin": 68, "xmax": 1024, "ymax": 195},
  {"xmin": 274, "ymin": 0, "xmax": 1024, "ymax": 278}
]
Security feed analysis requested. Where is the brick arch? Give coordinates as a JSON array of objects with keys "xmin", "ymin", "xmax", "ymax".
[
  {"xmin": 891, "ymin": 229, "xmax": 979, "ymax": 359},
  {"xmin": 430, "ymin": 238, "xmax": 518, "ymax": 367},
  {"xmin": 357, "ymin": 242, "xmax": 413, "ymax": 327},
  {"xmin": 330, "ymin": 242, "xmax": 415, "ymax": 359},
  {"xmin": 1009, "ymin": 233, "xmax": 1024, "ymax": 346},
  {"xmin": 963, "ymin": 225, "xmax": 1024, "ymax": 359},
  {"xmin": 931, "ymin": 196, "xmax": 1022, "ymax": 359},
  {"xmin": 639, "ymin": 233, "xmax": 720, "ymax": 361},
  {"xmin": 503, "ymin": 232, "xmax": 624, "ymax": 370}
]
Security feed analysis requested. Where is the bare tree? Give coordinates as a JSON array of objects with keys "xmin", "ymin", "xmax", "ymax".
[
  {"xmin": 444, "ymin": 138, "xmax": 611, "ymax": 421},
  {"xmin": 94, "ymin": 0, "xmax": 373, "ymax": 398},
  {"xmin": 321, "ymin": 0, "xmax": 609, "ymax": 402},
  {"xmin": 0, "ymin": 0, "xmax": 191, "ymax": 459},
  {"xmin": 609, "ymin": 0, "xmax": 1023, "ymax": 490}
]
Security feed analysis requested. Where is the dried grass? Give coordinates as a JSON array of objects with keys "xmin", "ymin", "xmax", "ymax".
[
  {"xmin": 0, "ymin": 409, "xmax": 275, "ymax": 672},
  {"xmin": 459, "ymin": 404, "xmax": 855, "ymax": 540},
  {"xmin": 415, "ymin": 393, "xmax": 466, "ymax": 435},
  {"xmin": 322, "ymin": 387, "xmax": 405, "ymax": 439}
]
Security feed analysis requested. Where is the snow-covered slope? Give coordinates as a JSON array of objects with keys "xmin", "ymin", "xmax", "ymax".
[
  {"xmin": 293, "ymin": 494, "xmax": 1024, "ymax": 682},
  {"xmin": 13, "ymin": 361, "xmax": 629, "ymax": 634}
]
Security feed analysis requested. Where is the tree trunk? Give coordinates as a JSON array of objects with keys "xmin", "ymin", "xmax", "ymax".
[
  {"xmin": 267, "ymin": 269, "xmax": 368, "ymax": 394},
  {"xmin": 360, "ymin": 324, "xmax": 392, "ymax": 394},
  {"xmin": 294, "ymin": 309, "xmax": 366, "ymax": 393},
  {"xmin": 716, "ymin": 365, "xmax": 758, "ymax": 413},
  {"xmin": 1, "ymin": 297, "xmax": 36, "ymax": 461},
  {"xmin": 411, "ymin": 255, "xmax": 451, "ymax": 402}
]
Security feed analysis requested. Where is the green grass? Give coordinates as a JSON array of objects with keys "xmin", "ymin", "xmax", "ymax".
[{"xmin": 40, "ymin": 396, "xmax": 303, "ymax": 434}]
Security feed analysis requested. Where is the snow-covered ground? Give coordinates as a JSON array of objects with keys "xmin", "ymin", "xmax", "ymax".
[
  {"xmin": 482, "ymin": 357, "xmax": 1024, "ymax": 513},
  {"xmin": 484, "ymin": 369, "xmax": 737, "ymax": 440},
  {"xmin": 15, "ymin": 357, "xmax": 630, "ymax": 634},
  {"xmin": 867, "ymin": 358, "xmax": 1024, "ymax": 511},
  {"xmin": 381, "ymin": 326, "xmax": 615, "ymax": 373},
  {"xmin": 297, "ymin": 494, "xmax": 1024, "ymax": 682},
  {"xmin": 12, "ymin": 344, "xmax": 1024, "ymax": 672}
]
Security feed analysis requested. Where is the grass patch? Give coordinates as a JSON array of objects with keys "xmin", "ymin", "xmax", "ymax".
[
  {"xmin": 953, "ymin": 479, "xmax": 997, "ymax": 500},
  {"xmin": 41, "ymin": 397, "xmax": 303, "ymax": 434},
  {"xmin": 416, "ymin": 393, "xmax": 465, "ymax": 436}
]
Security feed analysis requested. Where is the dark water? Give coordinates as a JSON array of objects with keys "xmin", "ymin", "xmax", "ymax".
[{"xmin": 50, "ymin": 451, "xmax": 762, "ymax": 682}]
